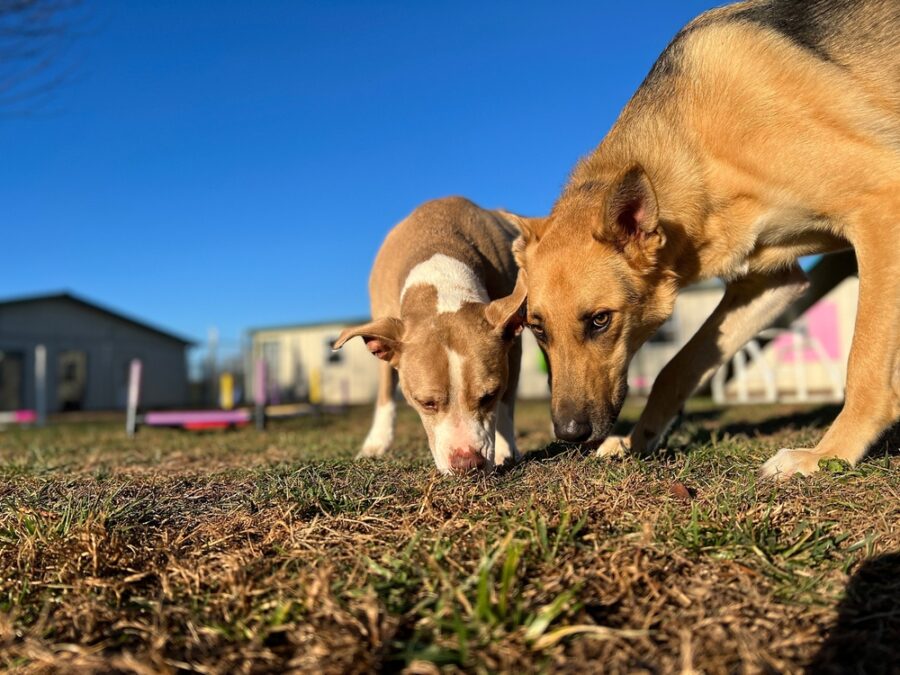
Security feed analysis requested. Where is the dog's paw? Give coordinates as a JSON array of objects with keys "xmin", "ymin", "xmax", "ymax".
[
  {"xmin": 597, "ymin": 435, "xmax": 630, "ymax": 458},
  {"xmin": 493, "ymin": 443, "xmax": 520, "ymax": 469},
  {"xmin": 356, "ymin": 442, "xmax": 389, "ymax": 460},
  {"xmin": 760, "ymin": 448, "xmax": 820, "ymax": 480}
]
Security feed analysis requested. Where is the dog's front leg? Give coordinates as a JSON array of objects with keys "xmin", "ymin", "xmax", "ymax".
[
  {"xmin": 603, "ymin": 265, "xmax": 810, "ymax": 458},
  {"xmin": 762, "ymin": 202, "xmax": 900, "ymax": 479},
  {"xmin": 358, "ymin": 361, "xmax": 398, "ymax": 459}
]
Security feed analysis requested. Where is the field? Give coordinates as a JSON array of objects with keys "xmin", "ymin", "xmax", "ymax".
[{"xmin": 1, "ymin": 400, "xmax": 898, "ymax": 674}]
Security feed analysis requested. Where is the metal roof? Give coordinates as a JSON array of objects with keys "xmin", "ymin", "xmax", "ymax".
[
  {"xmin": 0, "ymin": 291, "xmax": 195, "ymax": 345},
  {"xmin": 247, "ymin": 316, "xmax": 370, "ymax": 335}
]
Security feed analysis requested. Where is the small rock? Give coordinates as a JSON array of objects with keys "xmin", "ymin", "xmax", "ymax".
[{"xmin": 670, "ymin": 481, "xmax": 693, "ymax": 501}]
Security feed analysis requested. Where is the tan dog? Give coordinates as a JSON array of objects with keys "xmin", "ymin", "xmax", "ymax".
[
  {"xmin": 333, "ymin": 197, "xmax": 527, "ymax": 474},
  {"xmin": 514, "ymin": 0, "xmax": 899, "ymax": 478}
]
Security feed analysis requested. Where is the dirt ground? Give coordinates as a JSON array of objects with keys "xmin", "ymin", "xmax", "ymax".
[{"xmin": 1, "ymin": 399, "xmax": 898, "ymax": 674}]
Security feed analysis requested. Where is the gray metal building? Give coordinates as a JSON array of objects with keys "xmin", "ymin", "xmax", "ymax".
[{"xmin": 0, "ymin": 292, "xmax": 192, "ymax": 412}]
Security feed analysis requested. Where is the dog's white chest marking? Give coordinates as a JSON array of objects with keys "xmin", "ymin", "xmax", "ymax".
[{"xmin": 401, "ymin": 254, "xmax": 489, "ymax": 314}]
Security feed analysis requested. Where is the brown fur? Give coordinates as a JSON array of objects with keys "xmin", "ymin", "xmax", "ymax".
[{"xmin": 516, "ymin": 0, "xmax": 900, "ymax": 477}]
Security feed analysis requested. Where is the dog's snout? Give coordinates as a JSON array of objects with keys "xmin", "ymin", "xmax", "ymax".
[
  {"xmin": 449, "ymin": 447, "xmax": 486, "ymax": 474},
  {"xmin": 553, "ymin": 416, "xmax": 592, "ymax": 443}
]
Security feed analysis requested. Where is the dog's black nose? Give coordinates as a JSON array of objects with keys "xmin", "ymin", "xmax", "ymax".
[{"xmin": 553, "ymin": 417, "xmax": 592, "ymax": 443}]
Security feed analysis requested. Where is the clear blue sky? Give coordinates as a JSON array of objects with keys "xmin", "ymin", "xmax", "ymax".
[{"xmin": 1, "ymin": 0, "xmax": 718, "ymax": 353}]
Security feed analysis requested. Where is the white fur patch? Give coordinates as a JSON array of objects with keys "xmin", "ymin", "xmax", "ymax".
[{"xmin": 401, "ymin": 254, "xmax": 489, "ymax": 314}]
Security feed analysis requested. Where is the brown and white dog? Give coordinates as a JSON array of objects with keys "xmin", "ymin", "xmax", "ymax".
[
  {"xmin": 333, "ymin": 197, "xmax": 527, "ymax": 474},
  {"xmin": 514, "ymin": 0, "xmax": 899, "ymax": 478}
]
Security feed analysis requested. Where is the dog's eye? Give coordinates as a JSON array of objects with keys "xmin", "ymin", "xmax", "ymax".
[
  {"xmin": 590, "ymin": 311, "xmax": 612, "ymax": 333},
  {"xmin": 529, "ymin": 323, "xmax": 546, "ymax": 340},
  {"xmin": 417, "ymin": 399, "xmax": 439, "ymax": 413},
  {"xmin": 479, "ymin": 389, "xmax": 500, "ymax": 408}
]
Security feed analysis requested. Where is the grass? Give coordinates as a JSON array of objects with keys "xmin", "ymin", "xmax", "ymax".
[{"xmin": 0, "ymin": 399, "xmax": 898, "ymax": 674}]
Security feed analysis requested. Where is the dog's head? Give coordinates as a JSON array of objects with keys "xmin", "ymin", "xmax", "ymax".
[
  {"xmin": 333, "ymin": 273, "xmax": 526, "ymax": 474},
  {"xmin": 514, "ymin": 164, "xmax": 678, "ymax": 446}
]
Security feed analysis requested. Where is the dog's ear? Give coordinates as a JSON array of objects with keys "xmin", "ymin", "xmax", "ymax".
[
  {"xmin": 484, "ymin": 270, "xmax": 528, "ymax": 340},
  {"xmin": 595, "ymin": 163, "xmax": 665, "ymax": 268},
  {"xmin": 332, "ymin": 317, "xmax": 404, "ymax": 364},
  {"xmin": 502, "ymin": 213, "xmax": 548, "ymax": 268}
]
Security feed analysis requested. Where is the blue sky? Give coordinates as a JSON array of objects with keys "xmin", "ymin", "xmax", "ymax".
[{"xmin": 1, "ymin": 0, "xmax": 717, "ymax": 353}]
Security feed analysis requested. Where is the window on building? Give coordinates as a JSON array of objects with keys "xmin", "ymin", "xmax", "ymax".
[
  {"xmin": 0, "ymin": 351, "xmax": 25, "ymax": 410},
  {"xmin": 325, "ymin": 336, "xmax": 343, "ymax": 364},
  {"xmin": 57, "ymin": 350, "xmax": 87, "ymax": 411}
]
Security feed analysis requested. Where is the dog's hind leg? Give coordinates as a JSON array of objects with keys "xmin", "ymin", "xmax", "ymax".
[
  {"xmin": 357, "ymin": 360, "xmax": 398, "ymax": 459},
  {"xmin": 762, "ymin": 194, "xmax": 900, "ymax": 479},
  {"xmin": 598, "ymin": 264, "xmax": 810, "ymax": 459}
]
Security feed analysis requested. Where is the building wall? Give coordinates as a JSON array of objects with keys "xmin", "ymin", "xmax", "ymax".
[
  {"xmin": 249, "ymin": 324, "xmax": 377, "ymax": 406},
  {"xmin": 517, "ymin": 331, "xmax": 550, "ymax": 399},
  {"xmin": 0, "ymin": 299, "xmax": 189, "ymax": 411}
]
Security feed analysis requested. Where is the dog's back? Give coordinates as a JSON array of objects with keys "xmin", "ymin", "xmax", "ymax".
[
  {"xmin": 730, "ymin": 0, "xmax": 898, "ymax": 103},
  {"xmin": 633, "ymin": 0, "xmax": 900, "ymax": 119},
  {"xmin": 368, "ymin": 197, "xmax": 520, "ymax": 320},
  {"xmin": 731, "ymin": 0, "xmax": 898, "ymax": 71}
]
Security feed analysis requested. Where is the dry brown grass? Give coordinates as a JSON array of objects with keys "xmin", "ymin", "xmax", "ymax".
[{"xmin": 1, "ymin": 400, "xmax": 898, "ymax": 674}]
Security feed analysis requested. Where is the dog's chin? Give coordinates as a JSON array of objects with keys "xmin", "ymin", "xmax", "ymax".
[{"xmin": 582, "ymin": 403, "xmax": 625, "ymax": 450}]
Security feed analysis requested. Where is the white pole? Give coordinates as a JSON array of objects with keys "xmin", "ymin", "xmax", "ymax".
[
  {"xmin": 711, "ymin": 365, "xmax": 727, "ymax": 404},
  {"xmin": 208, "ymin": 326, "xmax": 219, "ymax": 407},
  {"xmin": 808, "ymin": 336, "xmax": 845, "ymax": 402},
  {"xmin": 35, "ymin": 344, "xmax": 47, "ymax": 427},
  {"xmin": 254, "ymin": 357, "xmax": 267, "ymax": 430},
  {"xmin": 745, "ymin": 340, "xmax": 777, "ymax": 403},
  {"xmin": 126, "ymin": 358, "xmax": 142, "ymax": 437},
  {"xmin": 734, "ymin": 348, "xmax": 748, "ymax": 403}
]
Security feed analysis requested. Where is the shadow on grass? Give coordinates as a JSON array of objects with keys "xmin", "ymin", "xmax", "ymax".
[
  {"xmin": 807, "ymin": 552, "xmax": 900, "ymax": 674},
  {"xmin": 520, "ymin": 415, "xmax": 638, "ymax": 466},
  {"xmin": 870, "ymin": 420, "xmax": 900, "ymax": 460},
  {"xmin": 681, "ymin": 404, "xmax": 842, "ymax": 441},
  {"xmin": 672, "ymin": 404, "xmax": 898, "ymax": 458},
  {"xmin": 519, "ymin": 441, "xmax": 592, "ymax": 465},
  {"xmin": 518, "ymin": 416, "xmax": 635, "ymax": 466},
  {"xmin": 518, "ymin": 404, "xmax": 898, "ymax": 468}
]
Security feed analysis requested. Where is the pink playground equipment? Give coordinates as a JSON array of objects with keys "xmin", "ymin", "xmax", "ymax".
[
  {"xmin": 125, "ymin": 358, "xmax": 320, "ymax": 436},
  {"xmin": 0, "ymin": 410, "xmax": 37, "ymax": 425},
  {"xmin": 0, "ymin": 344, "xmax": 48, "ymax": 428},
  {"xmin": 712, "ymin": 251, "xmax": 857, "ymax": 405}
]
